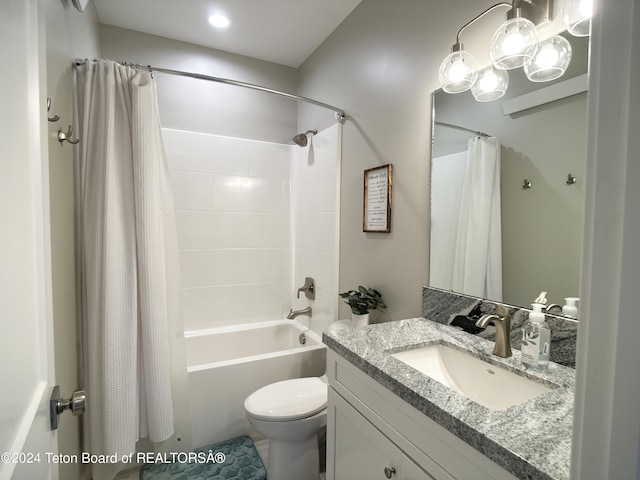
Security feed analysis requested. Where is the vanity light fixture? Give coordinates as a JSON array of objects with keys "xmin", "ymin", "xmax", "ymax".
[
  {"xmin": 439, "ymin": 0, "xmax": 587, "ymax": 102},
  {"xmin": 562, "ymin": 0, "xmax": 593, "ymax": 37},
  {"xmin": 438, "ymin": 2, "xmax": 512, "ymax": 94},
  {"xmin": 489, "ymin": 0, "xmax": 551, "ymax": 70},
  {"xmin": 438, "ymin": 44, "xmax": 478, "ymax": 94},
  {"xmin": 472, "ymin": 66, "xmax": 509, "ymax": 101},
  {"xmin": 489, "ymin": 9, "xmax": 539, "ymax": 69},
  {"xmin": 524, "ymin": 35, "xmax": 572, "ymax": 82}
]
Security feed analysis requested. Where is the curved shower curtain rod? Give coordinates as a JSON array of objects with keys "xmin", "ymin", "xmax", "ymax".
[
  {"xmin": 434, "ymin": 121, "xmax": 490, "ymax": 138},
  {"xmin": 74, "ymin": 59, "xmax": 346, "ymax": 122}
]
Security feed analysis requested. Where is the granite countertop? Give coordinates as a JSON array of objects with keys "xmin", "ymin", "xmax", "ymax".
[{"xmin": 323, "ymin": 317, "xmax": 575, "ymax": 480}]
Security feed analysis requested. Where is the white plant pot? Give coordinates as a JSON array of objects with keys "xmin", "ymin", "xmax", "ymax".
[{"xmin": 351, "ymin": 312, "xmax": 370, "ymax": 328}]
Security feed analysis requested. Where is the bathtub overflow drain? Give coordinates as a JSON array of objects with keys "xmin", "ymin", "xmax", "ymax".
[{"xmin": 299, "ymin": 333, "xmax": 306, "ymax": 345}]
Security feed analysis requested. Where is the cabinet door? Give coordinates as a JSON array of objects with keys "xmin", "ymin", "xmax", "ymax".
[
  {"xmin": 330, "ymin": 389, "xmax": 435, "ymax": 480},
  {"xmin": 401, "ymin": 453, "xmax": 435, "ymax": 480}
]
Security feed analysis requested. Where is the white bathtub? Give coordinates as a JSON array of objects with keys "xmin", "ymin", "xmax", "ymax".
[{"xmin": 186, "ymin": 319, "xmax": 326, "ymax": 448}]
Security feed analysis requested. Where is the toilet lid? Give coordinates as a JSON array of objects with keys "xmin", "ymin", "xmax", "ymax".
[{"xmin": 244, "ymin": 377, "xmax": 327, "ymax": 421}]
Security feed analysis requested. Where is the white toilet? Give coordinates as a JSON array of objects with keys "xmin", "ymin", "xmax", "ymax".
[{"xmin": 244, "ymin": 376, "xmax": 327, "ymax": 480}]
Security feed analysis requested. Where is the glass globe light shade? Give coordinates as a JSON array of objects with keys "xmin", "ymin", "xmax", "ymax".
[
  {"xmin": 563, "ymin": 0, "xmax": 592, "ymax": 37},
  {"xmin": 490, "ymin": 16, "xmax": 539, "ymax": 70},
  {"xmin": 471, "ymin": 67, "xmax": 509, "ymax": 102},
  {"xmin": 524, "ymin": 35, "xmax": 572, "ymax": 82},
  {"xmin": 439, "ymin": 49, "xmax": 478, "ymax": 94}
]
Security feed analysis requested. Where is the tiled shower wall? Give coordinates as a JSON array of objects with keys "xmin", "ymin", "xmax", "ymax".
[
  {"xmin": 290, "ymin": 125, "xmax": 340, "ymax": 335},
  {"xmin": 162, "ymin": 126, "xmax": 339, "ymax": 334},
  {"xmin": 429, "ymin": 151, "xmax": 466, "ymax": 291}
]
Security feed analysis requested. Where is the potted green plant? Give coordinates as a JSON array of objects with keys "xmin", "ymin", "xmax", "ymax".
[{"xmin": 339, "ymin": 286, "xmax": 386, "ymax": 326}]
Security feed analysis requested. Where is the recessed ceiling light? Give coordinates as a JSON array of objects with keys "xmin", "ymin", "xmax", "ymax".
[{"xmin": 209, "ymin": 14, "xmax": 230, "ymax": 29}]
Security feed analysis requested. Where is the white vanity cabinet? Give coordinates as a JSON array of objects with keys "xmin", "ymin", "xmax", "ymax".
[
  {"xmin": 331, "ymin": 391, "xmax": 436, "ymax": 479},
  {"xmin": 325, "ymin": 349, "xmax": 519, "ymax": 480}
]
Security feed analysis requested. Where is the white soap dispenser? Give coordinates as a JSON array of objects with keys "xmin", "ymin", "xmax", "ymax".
[
  {"xmin": 563, "ymin": 297, "xmax": 579, "ymax": 318},
  {"xmin": 521, "ymin": 303, "xmax": 551, "ymax": 369}
]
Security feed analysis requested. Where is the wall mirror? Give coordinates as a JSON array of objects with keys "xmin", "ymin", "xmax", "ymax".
[{"xmin": 429, "ymin": 31, "xmax": 589, "ymax": 318}]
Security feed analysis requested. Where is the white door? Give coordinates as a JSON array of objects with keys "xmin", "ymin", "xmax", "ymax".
[{"xmin": 0, "ymin": 1, "xmax": 58, "ymax": 479}]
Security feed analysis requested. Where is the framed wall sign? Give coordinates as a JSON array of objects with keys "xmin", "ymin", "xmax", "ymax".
[{"xmin": 363, "ymin": 164, "xmax": 392, "ymax": 233}]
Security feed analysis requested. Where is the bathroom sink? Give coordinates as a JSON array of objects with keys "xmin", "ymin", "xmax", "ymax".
[{"xmin": 390, "ymin": 343, "xmax": 552, "ymax": 411}]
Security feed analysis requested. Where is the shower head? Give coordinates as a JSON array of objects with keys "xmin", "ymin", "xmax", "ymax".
[{"xmin": 292, "ymin": 128, "xmax": 318, "ymax": 147}]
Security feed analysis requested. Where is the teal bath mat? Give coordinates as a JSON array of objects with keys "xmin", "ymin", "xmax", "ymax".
[{"xmin": 140, "ymin": 435, "xmax": 267, "ymax": 480}]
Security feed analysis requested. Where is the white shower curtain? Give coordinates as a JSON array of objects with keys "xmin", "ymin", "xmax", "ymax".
[
  {"xmin": 452, "ymin": 136, "xmax": 503, "ymax": 301},
  {"xmin": 75, "ymin": 60, "xmax": 186, "ymax": 471}
]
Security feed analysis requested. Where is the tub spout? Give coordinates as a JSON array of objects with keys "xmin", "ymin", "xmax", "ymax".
[{"xmin": 287, "ymin": 306, "xmax": 312, "ymax": 319}]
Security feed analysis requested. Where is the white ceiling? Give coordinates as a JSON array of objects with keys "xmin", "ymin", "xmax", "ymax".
[{"xmin": 93, "ymin": 0, "xmax": 362, "ymax": 68}]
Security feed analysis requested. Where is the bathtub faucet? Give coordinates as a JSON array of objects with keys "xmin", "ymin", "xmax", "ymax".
[
  {"xmin": 297, "ymin": 277, "xmax": 315, "ymax": 300},
  {"xmin": 287, "ymin": 306, "xmax": 312, "ymax": 319}
]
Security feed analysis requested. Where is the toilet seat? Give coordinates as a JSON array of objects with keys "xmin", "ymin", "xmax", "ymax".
[{"xmin": 244, "ymin": 377, "xmax": 327, "ymax": 422}]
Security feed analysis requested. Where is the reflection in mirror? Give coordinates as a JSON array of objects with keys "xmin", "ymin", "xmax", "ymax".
[{"xmin": 430, "ymin": 32, "xmax": 589, "ymax": 318}]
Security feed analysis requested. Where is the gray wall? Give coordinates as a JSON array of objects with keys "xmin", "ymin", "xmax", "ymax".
[
  {"xmin": 100, "ymin": 25, "xmax": 299, "ymax": 144},
  {"xmin": 45, "ymin": 2, "xmax": 101, "ymax": 479},
  {"xmin": 433, "ymin": 84, "xmax": 587, "ymax": 309},
  {"xmin": 297, "ymin": 0, "xmax": 573, "ymax": 321},
  {"xmin": 297, "ymin": 0, "xmax": 473, "ymax": 321},
  {"xmin": 501, "ymin": 95, "xmax": 586, "ymax": 307}
]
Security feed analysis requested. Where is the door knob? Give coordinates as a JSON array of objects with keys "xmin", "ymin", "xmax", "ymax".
[{"xmin": 49, "ymin": 385, "xmax": 85, "ymax": 430}]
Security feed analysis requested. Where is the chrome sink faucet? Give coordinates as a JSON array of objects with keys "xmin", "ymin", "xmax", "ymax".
[
  {"xmin": 287, "ymin": 306, "xmax": 312, "ymax": 319},
  {"xmin": 475, "ymin": 304, "xmax": 514, "ymax": 358}
]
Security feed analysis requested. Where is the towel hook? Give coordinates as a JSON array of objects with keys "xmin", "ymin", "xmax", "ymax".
[
  {"xmin": 58, "ymin": 125, "xmax": 80, "ymax": 145},
  {"xmin": 566, "ymin": 173, "xmax": 577, "ymax": 185},
  {"xmin": 522, "ymin": 179, "xmax": 532, "ymax": 189},
  {"xmin": 47, "ymin": 98, "xmax": 60, "ymax": 122}
]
